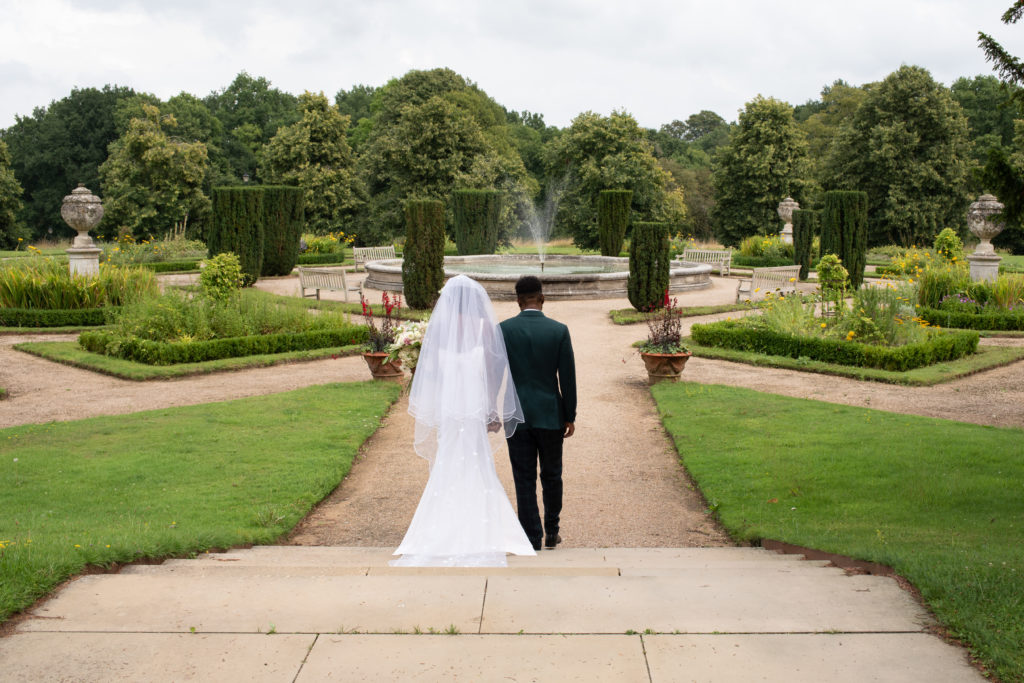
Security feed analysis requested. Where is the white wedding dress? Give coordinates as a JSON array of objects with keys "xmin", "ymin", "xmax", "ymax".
[{"xmin": 392, "ymin": 276, "xmax": 535, "ymax": 567}]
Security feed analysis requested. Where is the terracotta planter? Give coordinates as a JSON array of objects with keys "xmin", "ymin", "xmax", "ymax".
[
  {"xmin": 640, "ymin": 350, "xmax": 692, "ymax": 385},
  {"xmin": 362, "ymin": 351, "xmax": 403, "ymax": 380}
]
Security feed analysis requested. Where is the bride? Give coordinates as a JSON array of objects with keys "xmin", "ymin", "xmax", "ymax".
[{"xmin": 391, "ymin": 275, "xmax": 536, "ymax": 567}]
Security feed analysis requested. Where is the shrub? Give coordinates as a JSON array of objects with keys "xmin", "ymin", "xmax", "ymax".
[
  {"xmin": 627, "ymin": 222, "xmax": 670, "ymax": 311},
  {"xmin": 690, "ymin": 320, "xmax": 978, "ymax": 371},
  {"xmin": 261, "ymin": 186, "xmax": 305, "ymax": 277},
  {"xmin": 453, "ymin": 189, "xmax": 503, "ymax": 255},
  {"xmin": 208, "ymin": 187, "xmax": 265, "ymax": 286},
  {"xmin": 80, "ymin": 327, "xmax": 367, "ymax": 365},
  {"xmin": 821, "ymin": 190, "xmax": 868, "ymax": 289},
  {"xmin": 738, "ymin": 234, "xmax": 794, "ymax": 260},
  {"xmin": 791, "ymin": 209, "xmax": 818, "ymax": 280},
  {"xmin": 933, "ymin": 228, "xmax": 964, "ymax": 264},
  {"xmin": 916, "ymin": 261, "xmax": 971, "ymax": 309},
  {"xmin": 199, "ymin": 252, "xmax": 244, "ymax": 303},
  {"xmin": 302, "ymin": 231, "xmax": 353, "ymax": 254},
  {"xmin": 297, "ymin": 252, "xmax": 347, "ymax": 265},
  {"xmin": 816, "ymin": 253, "xmax": 849, "ymax": 317},
  {"xmin": 0, "ymin": 306, "xmax": 113, "ymax": 327},
  {"xmin": 402, "ymin": 199, "xmax": 445, "ymax": 310},
  {"xmin": 102, "ymin": 237, "xmax": 206, "ymax": 266},
  {"xmin": 598, "ymin": 190, "xmax": 632, "ymax": 257},
  {"xmin": 919, "ymin": 307, "xmax": 1024, "ymax": 330}
]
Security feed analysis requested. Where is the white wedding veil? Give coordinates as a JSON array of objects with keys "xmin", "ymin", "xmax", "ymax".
[{"xmin": 407, "ymin": 275, "xmax": 524, "ymax": 466}]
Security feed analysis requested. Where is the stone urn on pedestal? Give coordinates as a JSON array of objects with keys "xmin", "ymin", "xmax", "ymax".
[
  {"xmin": 966, "ymin": 194, "xmax": 1005, "ymax": 283},
  {"xmin": 777, "ymin": 197, "xmax": 799, "ymax": 245},
  {"xmin": 61, "ymin": 184, "xmax": 104, "ymax": 277}
]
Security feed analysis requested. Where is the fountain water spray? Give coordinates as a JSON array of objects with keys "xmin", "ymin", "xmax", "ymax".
[{"xmin": 522, "ymin": 175, "xmax": 568, "ymax": 271}]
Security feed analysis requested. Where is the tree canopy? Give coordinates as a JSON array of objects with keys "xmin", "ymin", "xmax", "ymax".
[
  {"xmin": 711, "ymin": 96, "xmax": 808, "ymax": 246},
  {"xmin": 0, "ymin": 140, "xmax": 27, "ymax": 249},
  {"xmin": 826, "ymin": 65, "xmax": 971, "ymax": 247}
]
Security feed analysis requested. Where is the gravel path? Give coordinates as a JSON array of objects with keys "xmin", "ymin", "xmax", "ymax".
[{"xmin": 2, "ymin": 274, "xmax": 1022, "ymax": 549}]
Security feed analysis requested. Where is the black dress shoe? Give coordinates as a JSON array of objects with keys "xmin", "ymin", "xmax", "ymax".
[{"xmin": 545, "ymin": 534, "xmax": 562, "ymax": 549}]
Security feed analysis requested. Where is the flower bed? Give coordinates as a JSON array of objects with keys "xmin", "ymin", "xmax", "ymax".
[
  {"xmin": 690, "ymin": 319, "xmax": 978, "ymax": 372},
  {"xmin": 79, "ymin": 326, "xmax": 368, "ymax": 365}
]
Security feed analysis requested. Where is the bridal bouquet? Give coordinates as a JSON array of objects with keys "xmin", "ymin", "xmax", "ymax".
[{"xmin": 386, "ymin": 319, "xmax": 429, "ymax": 370}]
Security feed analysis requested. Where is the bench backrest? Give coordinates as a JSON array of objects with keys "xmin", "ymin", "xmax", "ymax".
[
  {"xmin": 353, "ymin": 245, "xmax": 396, "ymax": 263},
  {"xmin": 750, "ymin": 265, "xmax": 801, "ymax": 287},
  {"xmin": 297, "ymin": 267, "xmax": 347, "ymax": 286},
  {"xmin": 682, "ymin": 248, "xmax": 730, "ymax": 262}
]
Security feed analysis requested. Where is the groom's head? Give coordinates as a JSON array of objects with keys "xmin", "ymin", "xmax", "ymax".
[{"xmin": 515, "ymin": 275, "xmax": 544, "ymax": 310}]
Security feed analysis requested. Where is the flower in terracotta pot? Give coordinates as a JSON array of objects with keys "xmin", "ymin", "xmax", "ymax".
[
  {"xmin": 640, "ymin": 290, "xmax": 690, "ymax": 355},
  {"xmin": 360, "ymin": 291, "xmax": 401, "ymax": 352}
]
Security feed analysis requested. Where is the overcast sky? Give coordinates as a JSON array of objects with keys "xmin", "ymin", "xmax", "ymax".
[{"xmin": 0, "ymin": 0, "xmax": 1019, "ymax": 132}]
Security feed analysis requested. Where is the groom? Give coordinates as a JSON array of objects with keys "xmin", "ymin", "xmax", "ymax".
[{"xmin": 499, "ymin": 275, "xmax": 577, "ymax": 551}]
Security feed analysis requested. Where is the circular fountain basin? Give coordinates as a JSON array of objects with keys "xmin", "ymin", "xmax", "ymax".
[{"xmin": 362, "ymin": 254, "xmax": 712, "ymax": 300}]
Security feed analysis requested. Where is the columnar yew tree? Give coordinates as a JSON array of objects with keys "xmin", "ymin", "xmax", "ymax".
[
  {"xmin": 453, "ymin": 189, "xmax": 502, "ymax": 255},
  {"xmin": 711, "ymin": 96, "xmax": 808, "ymax": 247},
  {"xmin": 821, "ymin": 191, "xmax": 869, "ymax": 289},
  {"xmin": 209, "ymin": 187, "xmax": 264, "ymax": 286},
  {"xmin": 260, "ymin": 186, "xmax": 305, "ymax": 276},
  {"xmin": 598, "ymin": 189, "xmax": 632, "ymax": 256},
  {"xmin": 627, "ymin": 222, "xmax": 670, "ymax": 312},
  {"xmin": 402, "ymin": 199, "xmax": 446, "ymax": 309},
  {"xmin": 791, "ymin": 208, "xmax": 819, "ymax": 281},
  {"xmin": 826, "ymin": 66, "xmax": 970, "ymax": 247},
  {"xmin": 261, "ymin": 92, "xmax": 363, "ymax": 234}
]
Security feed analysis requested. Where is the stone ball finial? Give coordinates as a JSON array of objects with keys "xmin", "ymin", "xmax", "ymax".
[
  {"xmin": 61, "ymin": 184, "xmax": 104, "ymax": 248},
  {"xmin": 777, "ymin": 197, "xmax": 800, "ymax": 224},
  {"xmin": 967, "ymin": 194, "xmax": 1005, "ymax": 256}
]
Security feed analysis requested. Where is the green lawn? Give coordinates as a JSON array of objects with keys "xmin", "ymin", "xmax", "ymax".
[
  {"xmin": 0, "ymin": 381, "xmax": 401, "ymax": 623},
  {"xmin": 653, "ymin": 381, "xmax": 1024, "ymax": 682}
]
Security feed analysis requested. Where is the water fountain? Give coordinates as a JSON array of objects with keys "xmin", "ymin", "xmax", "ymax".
[{"xmin": 363, "ymin": 183, "xmax": 712, "ymax": 299}]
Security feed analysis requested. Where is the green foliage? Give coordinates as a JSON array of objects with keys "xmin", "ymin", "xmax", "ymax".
[
  {"xmin": 916, "ymin": 261, "xmax": 971, "ymax": 308},
  {"xmin": 547, "ymin": 110, "xmax": 681, "ymax": 250},
  {"xmin": 598, "ymin": 190, "xmax": 633, "ymax": 257},
  {"xmin": 3, "ymin": 85, "xmax": 136, "ymax": 240},
  {"xmin": 102, "ymin": 236, "xmax": 206, "ymax": 266},
  {"xmin": 980, "ymin": 122, "xmax": 1024, "ymax": 255},
  {"xmin": 799, "ymin": 80, "xmax": 870, "ymax": 183},
  {"xmin": 359, "ymin": 69, "xmax": 533, "ymax": 246},
  {"xmin": 0, "ymin": 257, "xmax": 157, "ymax": 309},
  {"xmin": 711, "ymin": 96, "xmax": 809, "ymax": 246},
  {"xmin": 208, "ymin": 187, "xmax": 264, "ymax": 285},
  {"xmin": 737, "ymin": 233, "xmax": 794, "ymax": 260},
  {"xmin": 817, "ymin": 253, "xmax": 850, "ymax": 316},
  {"xmin": 791, "ymin": 209, "xmax": 818, "ymax": 280},
  {"xmin": 260, "ymin": 92, "xmax": 362, "ymax": 235},
  {"xmin": 99, "ymin": 104, "xmax": 212, "ymax": 241},
  {"xmin": 627, "ymin": 222, "xmax": 670, "ymax": 312},
  {"xmin": 453, "ymin": 189, "xmax": 503, "ymax": 255},
  {"xmin": 950, "ymin": 75, "xmax": 1020, "ymax": 165},
  {"xmin": 0, "ymin": 306, "xmax": 111, "ymax": 327},
  {"xmin": 402, "ymin": 199, "xmax": 446, "ymax": 309},
  {"xmin": 826, "ymin": 66, "xmax": 971, "ymax": 247},
  {"xmin": 932, "ymin": 227, "xmax": 964, "ymax": 263},
  {"xmin": 260, "ymin": 186, "xmax": 305, "ymax": 276},
  {"xmin": 920, "ymin": 307, "xmax": 1024, "ymax": 330},
  {"xmin": 690, "ymin": 319, "xmax": 978, "ymax": 371},
  {"xmin": 0, "ymin": 382, "xmax": 398, "ymax": 623},
  {"xmin": 977, "ymin": 2, "xmax": 1024, "ymax": 109},
  {"xmin": 199, "ymin": 252, "xmax": 243, "ymax": 302},
  {"xmin": 821, "ymin": 190, "xmax": 869, "ymax": 289},
  {"xmin": 0, "ymin": 140, "xmax": 27, "ymax": 249}
]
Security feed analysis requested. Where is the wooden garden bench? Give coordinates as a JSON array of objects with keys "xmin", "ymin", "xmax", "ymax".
[
  {"xmin": 736, "ymin": 265, "xmax": 802, "ymax": 302},
  {"xmin": 297, "ymin": 266, "xmax": 361, "ymax": 302},
  {"xmin": 352, "ymin": 245, "xmax": 396, "ymax": 272},
  {"xmin": 682, "ymin": 248, "xmax": 732, "ymax": 276}
]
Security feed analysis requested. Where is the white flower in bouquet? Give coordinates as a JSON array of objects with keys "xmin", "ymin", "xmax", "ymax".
[{"xmin": 386, "ymin": 319, "xmax": 429, "ymax": 370}]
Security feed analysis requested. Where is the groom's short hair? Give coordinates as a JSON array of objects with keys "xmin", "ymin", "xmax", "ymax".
[{"xmin": 515, "ymin": 276, "xmax": 543, "ymax": 297}]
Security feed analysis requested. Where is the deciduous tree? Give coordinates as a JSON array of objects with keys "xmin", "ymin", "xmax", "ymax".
[{"xmin": 0, "ymin": 140, "xmax": 27, "ymax": 249}]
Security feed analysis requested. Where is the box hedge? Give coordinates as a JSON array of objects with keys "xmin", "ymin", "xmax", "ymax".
[
  {"xmin": 918, "ymin": 307, "xmax": 1024, "ymax": 331},
  {"xmin": 690, "ymin": 320, "xmax": 978, "ymax": 372},
  {"xmin": 79, "ymin": 326, "xmax": 368, "ymax": 366},
  {"xmin": 0, "ymin": 307, "xmax": 114, "ymax": 327}
]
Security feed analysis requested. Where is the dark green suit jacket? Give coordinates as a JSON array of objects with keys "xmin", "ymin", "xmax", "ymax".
[{"xmin": 499, "ymin": 310, "xmax": 576, "ymax": 431}]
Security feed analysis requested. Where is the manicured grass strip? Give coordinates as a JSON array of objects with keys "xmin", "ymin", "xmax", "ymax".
[
  {"xmin": 14, "ymin": 341, "xmax": 365, "ymax": 381},
  {"xmin": 652, "ymin": 381, "xmax": 1024, "ymax": 682},
  {"xmin": 610, "ymin": 303, "xmax": 760, "ymax": 325},
  {"xmin": 685, "ymin": 338, "xmax": 1024, "ymax": 385},
  {"xmin": 0, "ymin": 381, "xmax": 401, "ymax": 624}
]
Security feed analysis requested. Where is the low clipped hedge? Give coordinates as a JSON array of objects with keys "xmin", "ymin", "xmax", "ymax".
[
  {"xmin": 143, "ymin": 260, "xmax": 202, "ymax": 273},
  {"xmin": 79, "ymin": 326, "xmax": 369, "ymax": 366},
  {"xmin": 298, "ymin": 252, "xmax": 348, "ymax": 265},
  {"xmin": 731, "ymin": 254, "xmax": 794, "ymax": 268},
  {"xmin": 690, "ymin": 320, "xmax": 979, "ymax": 372},
  {"xmin": 0, "ymin": 307, "xmax": 114, "ymax": 327},
  {"xmin": 918, "ymin": 307, "xmax": 1024, "ymax": 331}
]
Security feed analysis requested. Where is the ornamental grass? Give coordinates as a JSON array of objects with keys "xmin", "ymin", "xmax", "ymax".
[{"xmin": 0, "ymin": 257, "xmax": 158, "ymax": 310}]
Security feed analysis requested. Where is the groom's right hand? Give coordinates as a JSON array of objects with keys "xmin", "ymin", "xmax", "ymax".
[{"xmin": 563, "ymin": 422, "xmax": 575, "ymax": 438}]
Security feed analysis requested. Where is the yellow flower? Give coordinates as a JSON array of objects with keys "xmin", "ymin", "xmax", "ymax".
[
  {"xmin": 846, "ymin": 331, "xmax": 856, "ymax": 340},
  {"xmin": 820, "ymin": 322, "xmax": 827, "ymax": 329},
  {"xmin": 789, "ymin": 277, "xmax": 796, "ymax": 282}
]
